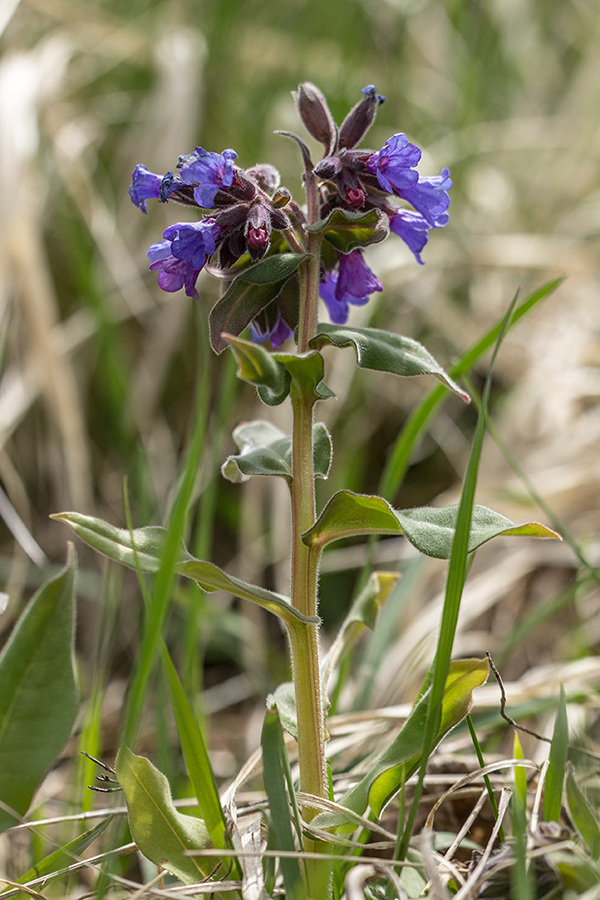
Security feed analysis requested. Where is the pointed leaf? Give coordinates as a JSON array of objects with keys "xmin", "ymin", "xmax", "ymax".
[
  {"xmin": 310, "ymin": 324, "xmax": 471, "ymax": 402},
  {"xmin": 15, "ymin": 816, "xmax": 112, "ymax": 886},
  {"xmin": 222, "ymin": 419, "xmax": 332, "ymax": 483},
  {"xmin": 307, "ymin": 208, "xmax": 389, "ymax": 253},
  {"xmin": 314, "ymin": 658, "xmax": 488, "ymax": 827},
  {"xmin": 261, "ymin": 710, "xmax": 305, "ymax": 900},
  {"xmin": 116, "ymin": 746, "xmax": 210, "ymax": 883},
  {"xmin": 210, "ymin": 253, "xmax": 309, "ymax": 353},
  {"xmin": 544, "ymin": 684, "xmax": 569, "ymax": 823},
  {"xmin": 52, "ymin": 513, "xmax": 319, "ymax": 628},
  {"xmin": 0, "ymin": 547, "xmax": 78, "ymax": 832},
  {"xmin": 303, "ymin": 491, "xmax": 561, "ymax": 559}
]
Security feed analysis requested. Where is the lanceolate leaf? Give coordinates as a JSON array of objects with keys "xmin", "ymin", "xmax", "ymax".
[
  {"xmin": 210, "ymin": 253, "xmax": 309, "ymax": 353},
  {"xmin": 566, "ymin": 763, "xmax": 600, "ymax": 859},
  {"xmin": 116, "ymin": 747, "xmax": 210, "ymax": 883},
  {"xmin": 15, "ymin": 816, "xmax": 112, "ymax": 887},
  {"xmin": 310, "ymin": 324, "xmax": 470, "ymax": 402},
  {"xmin": 52, "ymin": 513, "xmax": 318, "ymax": 628},
  {"xmin": 0, "ymin": 547, "xmax": 79, "ymax": 832},
  {"xmin": 303, "ymin": 491, "xmax": 561, "ymax": 559},
  {"xmin": 222, "ymin": 419, "xmax": 332, "ymax": 483},
  {"xmin": 307, "ymin": 207, "xmax": 389, "ymax": 253},
  {"xmin": 314, "ymin": 658, "xmax": 489, "ymax": 827}
]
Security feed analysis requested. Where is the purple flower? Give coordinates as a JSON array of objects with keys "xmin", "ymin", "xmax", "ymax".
[
  {"xmin": 179, "ymin": 147, "xmax": 238, "ymax": 208},
  {"xmin": 396, "ymin": 167, "xmax": 452, "ymax": 227},
  {"xmin": 249, "ymin": 312, "xmax": 293, "ymax": 349},
  {"xmin": 162, "ymin": 218, "xmax": 222, "ymax": 269},
  {"xmin": 388, "ymin": 210, "xmax": 430, "ymax": 265},
  {"xmin": 147, "ymin": 241, "xmax": 202, "ymax": 298},
  {"xmin": 320, "ymin": 251, "xmax": 383, "ymax": 324},
  {"xmin": 367, "ymin": 133, "xmax": 421, "ymax": 194},
  {"xmin": 129, "ymin": 164, "xmax": 162, "ymax": 213}
]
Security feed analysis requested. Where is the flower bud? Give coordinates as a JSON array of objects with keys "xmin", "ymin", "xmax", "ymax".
[
  {"xmin": 246, "ymin": 163, "xmax": 281, "ymax": 194},
  {"xmin": 338, "ymin": 84, "xmax": 386, "ymax": 150},
  {"xmin": 293, "ymin": 82, "xmax": 337, "ymax": 155}
]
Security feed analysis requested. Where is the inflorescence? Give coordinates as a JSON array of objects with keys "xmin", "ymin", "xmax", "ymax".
[{"xmin": 129, "ymin": 83, "xmax": 452, "ymax": 347}]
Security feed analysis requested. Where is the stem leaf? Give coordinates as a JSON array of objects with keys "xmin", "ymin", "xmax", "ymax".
[
  {"xmin": 303, "ymin": 490, "xmax": 561, "ymax": 558},
  {"xmin": 52, "ymin": 512, "xmax": 319, "ymax": 628},
  {"xmin": 222, "ymin": 419, "xmax": 332, "ymax": 483},
  {"xmin": 310, "ymin": 324, "xmax": 470, "ymax": 401},
  {"xmin": 209, "ymin": 253, "xmax": 309, "ymax": 353}
]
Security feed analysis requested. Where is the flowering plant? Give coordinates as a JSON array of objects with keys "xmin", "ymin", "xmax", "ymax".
[{"xmin": 53, "ymin": 84, "xmax": 560, "ymax": 898}]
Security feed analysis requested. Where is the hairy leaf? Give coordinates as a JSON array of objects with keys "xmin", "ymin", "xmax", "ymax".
[
  {"xmin": 116, "ymin": 747, "xmax": 210, "ymax": 883},
  {"xmin": 310, "ymin": 324, "xmax": 470, "ymax": 402},
  {"xmin": 303, "ymin": 491, "xmax": 560, "ymax": 559},
  {"xmin": 0, "ymin": 547, "xmax": 78, "ymax": 832},
  {"xmin": 52, "ymin": 513, "xmax": 318, "ymax": 628},
  {"xmin": 222, "ymin": 419, "xmax": 332, "ymax": 483},
  {"xmin": 210, "ymin": 253, "xmax": 308, "ymax": 353}
]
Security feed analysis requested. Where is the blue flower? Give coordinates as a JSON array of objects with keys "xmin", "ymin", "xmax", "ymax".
[
  {"xmin": 395, "ymin": 167, "xmax": 452, "ymax": 227},
  {"xmin": 319, "ymin": 251, "xmax": 383, "ymax": 324},
  {"xmin": 249, "ymin": 312, "xmax": 293, "ymax": 349},
  {"xmin": 129, "ymin": 164, "xmax": 162, "ymax": 213},
  {"xmin": 146, "ymin": 219, "xmax": 222, "ymax": 298},
  {"xmin": 147, "ymin": 242, "xmax": 202, "ymax": 298},
  {"xmin": 179, "ymin": 147, "xmax": 238, "ymax": 208},
  {"xmin": 162, "ymin": 219, "xmax": 222, "ymax": 269},
  {"xmin": 388, "ymin": 210, "xmax": 430, "ymax": 265},
  {"xmin": 367, "ymin": 133, "xmax": 421, "ymax": 194}
]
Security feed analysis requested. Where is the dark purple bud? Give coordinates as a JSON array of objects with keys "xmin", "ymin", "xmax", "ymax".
[
  {"xmin": 338, "ymin": 84, "xmax": 386, "ymax": 150},
  {"xmin": 293, "ymin": 83, "xmax": 337, "ymax": 155},
  {"xmin": 313, "ymin": 156, "xmax": 342, "ymax": 180},
  {"xmin": 269, "ymin": 206, "xmax": 291, "ymax": 231},
  {"xmin": 344, "ymin": 187, "xmax": 365, "ymax": 209}
]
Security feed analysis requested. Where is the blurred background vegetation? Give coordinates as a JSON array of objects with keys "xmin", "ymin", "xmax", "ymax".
[{"xmin": 1, "ymin": 0, "xmax": 599, "ymax": 859}]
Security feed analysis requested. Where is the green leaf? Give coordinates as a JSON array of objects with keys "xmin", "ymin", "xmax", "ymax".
[
  {"xmin": 52, "ymin": 513, "xmax": 319, "ymax": 629},
  {"xmin": 310, "ymin": 324, "xmax": 470, "ymax": 402},
  {"xmin": 116, "ymin": 746, "xmax": 210, "ymax": 883},
  {"xmin": 307, "ymin": 207, "xmax": 389, "ymax": 253},
  {"xmin": 314, "ymin": 658, "xmax": 488, "ymax": 826},
  {"xmin": 544, "ymin": 684, "xmax": 569, "ymax": 823},
  {"xmin": 303, "ymin": 491, "xmax": 561, "ymax": 559},
  {"xmin": 273, "ymin": 350, "xmax": 335, "ymax": 402},
  {"xmin": 160, "ymin": 649, "xmax": 229, "ymax": 854},
  {"xmin": 261, "ymin": 710, "xmax": 306, "ymax": 900},
  {"xmin": 226, "ymin": 334, "xmax": 291, "ymax": 405},
  {"xmin": 15, "ymin": 816, "xmax": 112, "ymax": 889},
  {"xmin": 0, "ymin": 547, "xmax": 78, "ymax": 832},
  {"xmin": 566, "ymin": 763, "xmax": 600, "ymax": 859},
  {"xmin": 209, "ymin": 253, "xmax": 309, "ymax": 353},
  {"xmin": 222, "ymin": 420, "xmax": 332, "ymax": 483}
]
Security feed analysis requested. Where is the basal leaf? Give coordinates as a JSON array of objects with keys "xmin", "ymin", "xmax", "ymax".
[
  {"xmin": 52, "ymin": 513, "xmax": 318, "ymax": 628},
  {"xmin": 307, "ymin": 207, "xmax": 389, "ymax": 253},
  {"xmin": 0, "ymin": 547, "xmax": 78, "ymax": 832},
  {"xmin": 314, "ymin": 658, "xmax": 488, "ymax": 827},
  {"xmin": 303, "ymin": 491, "xmax": 561, "ymax": 559},
  {"xmin": 545, "ymin": 684, "xmax": 569, "ymax": 823},
  {"xmin": 209, "ymin": 253, "xmax": 309, "ymax": 353},
  {"xmin": 116, "ymin": 746, "xmax": 210, "ymax": 883},
  {"xmin": 222, "ymin": 419, "xmax": 332, "ymax": 483},
  {"xmin": 310, "ymin": 324, "xmax": 470, "ymax": 402}
]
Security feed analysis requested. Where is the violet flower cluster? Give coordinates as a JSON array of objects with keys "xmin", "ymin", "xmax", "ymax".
[{"xmin": 129, "ymin": 83, "xmax": 451, "ymax": 346}]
